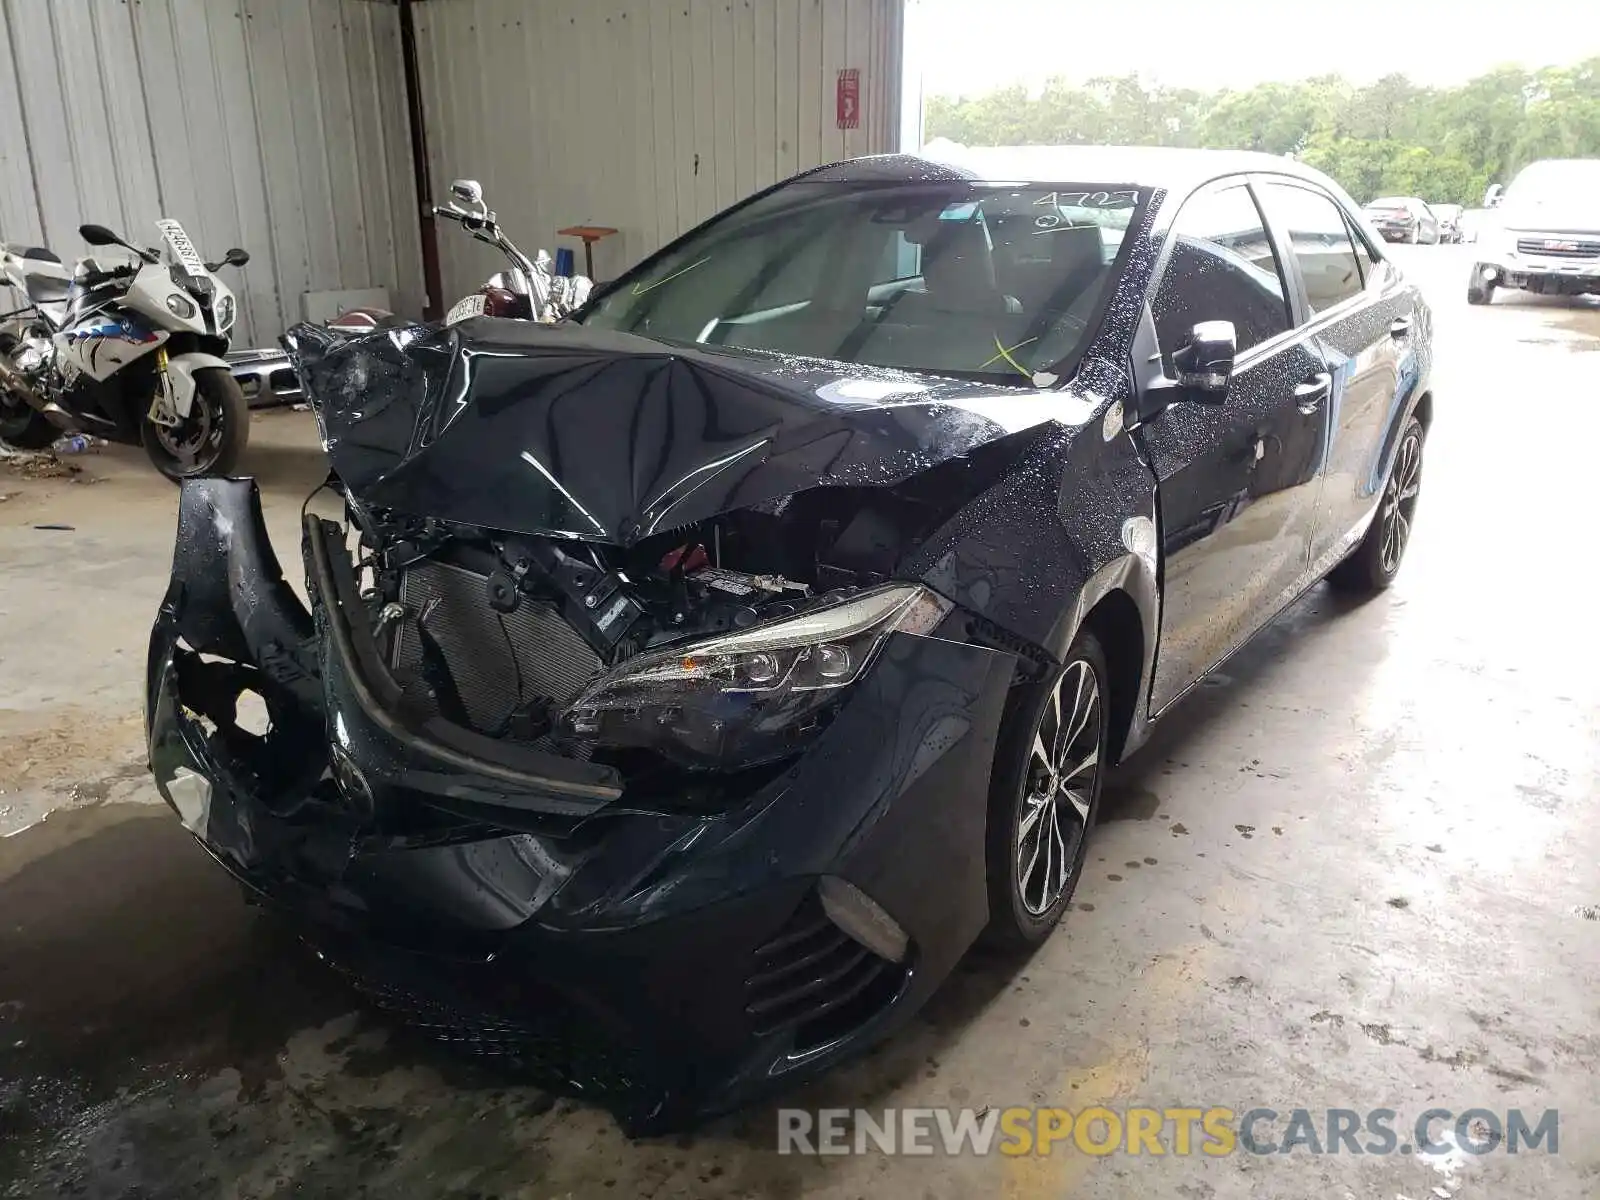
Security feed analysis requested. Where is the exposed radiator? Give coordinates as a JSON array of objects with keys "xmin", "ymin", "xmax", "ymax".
[{"xmin": 393, "ymin": 559, "xmax": 602, "ymax": 734}]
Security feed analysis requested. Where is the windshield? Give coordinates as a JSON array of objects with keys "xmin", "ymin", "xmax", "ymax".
[
  {"xmin": 579, "ymin": 180, "xmax": 1145, "ymax": 386},
  {"xmin": 1367, "ymin": 197, "xmax": 1412, "ymax": 209},
  {"xmin": 1505, "ymin": 160, "xmax": 1600, "ymax": 212}
]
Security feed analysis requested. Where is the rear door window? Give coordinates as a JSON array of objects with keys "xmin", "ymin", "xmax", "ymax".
[
  {"xmin": 1151, "ymin": 183, "xmax": 1291, "ymax": 363},
  {"xmin": 1255, "ymin": 182, "xmax": 1365, "ymax": 313},
  {"xmin": 1343, "ymin": 214, "xmax": 1391, "ymax": 288}
]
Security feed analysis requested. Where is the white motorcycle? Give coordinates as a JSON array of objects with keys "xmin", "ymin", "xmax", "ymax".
[{"xmin": 0, "ymin": 219, "xmax": 250, "ymax": 479}]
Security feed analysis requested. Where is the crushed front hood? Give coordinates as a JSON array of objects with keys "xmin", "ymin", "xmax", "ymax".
[{"xmin": 284, "ymin": 319, "xmax": 1086, "ymax": 545}]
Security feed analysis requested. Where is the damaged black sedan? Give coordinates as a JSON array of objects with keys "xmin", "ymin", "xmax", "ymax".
[{"xmin": 146, "ymin": 147, "xmax": 1432, "ymax": 1132}]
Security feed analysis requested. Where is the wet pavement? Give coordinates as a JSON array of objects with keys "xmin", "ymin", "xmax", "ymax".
[{"xmin": 2, "ymin": 247, "xmax": 1598, "ymax": 1197}]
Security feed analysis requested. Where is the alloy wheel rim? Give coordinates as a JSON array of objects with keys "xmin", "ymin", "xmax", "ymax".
[
  {"xmin": 1016, "ymin": 659, "xmax": 1102, "ymax": 916},
  {"xmin": 1380, "ymin": 430, "xmax": 1422, "ymax": 574},
  {"xmin": 155, "ymin": 399, "xmax": 225, "ymax": 473}
]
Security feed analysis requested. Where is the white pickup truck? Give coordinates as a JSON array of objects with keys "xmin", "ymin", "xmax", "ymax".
[{"xmin": 1470, "ymin": 158, "xmax": 1600, "ymax": 304}]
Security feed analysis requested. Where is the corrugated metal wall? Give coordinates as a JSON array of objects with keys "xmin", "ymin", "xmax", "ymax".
[
  {"xmin": 412, "ymin": 0, "xmax": 904, "ymax": 307},
  {"xmin": 0, "ymin": 0, "xmax": 423, "ymax": 347}
]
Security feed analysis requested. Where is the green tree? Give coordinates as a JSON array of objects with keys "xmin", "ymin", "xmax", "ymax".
[{"xmin": 922, "ymin": 59, "xmax": 1600, "ymax": 206}]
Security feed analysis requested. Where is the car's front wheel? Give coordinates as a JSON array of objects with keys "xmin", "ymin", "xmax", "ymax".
[
  {"xmin": 1466, "ymin": 277, "xmax": 1495, "ymax": 305},
  {"xmin": 984, "ymin": 630, "xmax": 1109, "ymax": 948},
  {"xmin": 1328, "ymin": 416, "xmax": 1424, "ymax": 594}
]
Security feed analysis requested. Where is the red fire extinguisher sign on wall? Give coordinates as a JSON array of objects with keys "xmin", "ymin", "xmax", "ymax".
[{"xmin": 836, "ymin": 68, "xmax": 860, "ymax": 129}]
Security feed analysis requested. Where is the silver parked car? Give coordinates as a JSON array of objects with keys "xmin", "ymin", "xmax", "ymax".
[{"xmin": 1469, "ymin": 159, "xmax": 1600, "ymax": 304}]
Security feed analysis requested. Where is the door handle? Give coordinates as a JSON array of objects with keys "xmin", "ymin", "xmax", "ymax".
[
  {"xmin": 1294, "ymin": 372, "xmax": 1331, "ymax": 414},
  {"xmin": 1389, "ymin": 316, "xmax": 1412, "ymax": 339}
]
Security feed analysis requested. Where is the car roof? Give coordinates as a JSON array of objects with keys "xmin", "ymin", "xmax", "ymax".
[{"xmin": 809, "ymin": 144, "xmax": 1349, "ymax": 196}]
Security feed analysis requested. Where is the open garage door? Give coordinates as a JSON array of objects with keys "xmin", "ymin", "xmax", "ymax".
[
  {"xmin": 408, "ymin": 0, "xmax": 905, "ymax": 305},
  {"xmin": 0, "ymin": 0, "xmax": 425, "ymax": 346}
]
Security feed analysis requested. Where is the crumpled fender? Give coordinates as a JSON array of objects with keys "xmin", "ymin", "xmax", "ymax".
[
  {"xmin": 146, "ymin": 478, "xmax": 327, "ymax": 867},
  {"xmin": 152, "ymin": 476, "xmax": 319, "ymax": 707}
]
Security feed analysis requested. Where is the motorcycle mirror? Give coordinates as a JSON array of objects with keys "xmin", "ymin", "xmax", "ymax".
[
  {"xmin": 80, "ymin": 223, "xmax": 121, "ymax": 247},
  {"xmin": 450, "ymin": 179, "xmax": 484, "ymax": 208},
  {"xmin": 224, "ymin": 248, "xmax": 250, "ymax": 268}
]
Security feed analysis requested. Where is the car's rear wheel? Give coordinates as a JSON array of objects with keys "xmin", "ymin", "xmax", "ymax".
[
  {"xmin": 984, "ymin": 629, "xmax": 1109, "ymax": 948},
  {"xmin": 1329, "ymin": 416, "xmax": 1424, "ymax": 594}
]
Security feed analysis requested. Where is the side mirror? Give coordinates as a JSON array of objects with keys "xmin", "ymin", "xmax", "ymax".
[
  {"xmin": 450, "ymin": 179, "xmax": 484, "ymax": 208},
  {"xmin": 1483, "ymin": 183, "xmax": 1503, "ymax": 209},
  {"xmin": 224, "ymin": 247, "xmax": 250, "ymax": 268},
  {"xmin": 80, "ymin": 223, "xmax": 120, "ymax": 247},
  {"xmin": 1172, "ymin": 320, "xmax": 1236, "ymax": 404}
]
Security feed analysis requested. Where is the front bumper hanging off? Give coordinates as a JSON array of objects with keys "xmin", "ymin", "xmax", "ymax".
[{"xmin": 146, "ymin": 478, "xmax": 1019, "ymax": 1132}]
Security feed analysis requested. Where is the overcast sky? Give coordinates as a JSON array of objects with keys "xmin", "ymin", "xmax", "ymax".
[{"xmin": 910, "ymin": 0, "xmax": 1600, "ymax": 95}]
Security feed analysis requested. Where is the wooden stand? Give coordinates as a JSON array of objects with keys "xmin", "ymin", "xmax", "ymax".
[{"xmin": 558, "ymin": 226, "xmax": 618, "ymax": 279}]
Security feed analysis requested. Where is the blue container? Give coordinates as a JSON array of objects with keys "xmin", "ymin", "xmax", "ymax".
[{"xmin": 554, "ymin": 247, "xmax": 575, "ymax": 277}]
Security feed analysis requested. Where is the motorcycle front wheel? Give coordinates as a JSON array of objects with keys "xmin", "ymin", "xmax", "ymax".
[{"xmin": 141, "ymin": 367, "xmax": 248, "ymax": 481}]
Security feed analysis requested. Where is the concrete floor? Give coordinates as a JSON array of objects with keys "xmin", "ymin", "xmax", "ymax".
[{"xmin": 2, "ymin": 246, "xmax": 1597, "ymax": 1198}]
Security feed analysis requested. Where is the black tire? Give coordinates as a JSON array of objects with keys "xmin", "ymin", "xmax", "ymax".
[
  {"xmin": 0, "ymin": 333, "xmax": 58, "ymax": 449},
  {"xmin": 1329, "ymin": 416, "xmax": 1424, "ymax": 594},
  {"xmin": 0, "ymin": 402, "xmax": 57, "ymax": 449},
  {"xmin": 1466, "ymin": 279, "xmax": 1494, "ymax": 305},
  {"xmin": 983, "ymin": 628, "xmax": 1110, "ymax": 949},
  {"xmin": 141, "ymin": 367, "xmax": 248, "ymax": 481}
]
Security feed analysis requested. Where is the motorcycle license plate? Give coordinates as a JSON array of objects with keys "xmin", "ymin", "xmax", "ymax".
[
  {"xmin": 444, "ymin": 293, "xmax": 488, "ymax": 325},
  {"xmin": 156, "ymin": 219, "xmax": 208, "ymax": 279}
]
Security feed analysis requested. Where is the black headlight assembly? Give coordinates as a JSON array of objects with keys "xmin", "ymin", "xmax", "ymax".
[{"xmin": 561, "ymin": 583, "xmax": 952, "ymax": 770}]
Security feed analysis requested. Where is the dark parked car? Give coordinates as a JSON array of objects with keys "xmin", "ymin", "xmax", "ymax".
[
  {"xmin": 1364, "ymin": 196, "xmax": 1440, "ymax": 244},
  {"xmin": 146, "ymin": 146, "xmax": 1432, "ymax": 1133}
]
